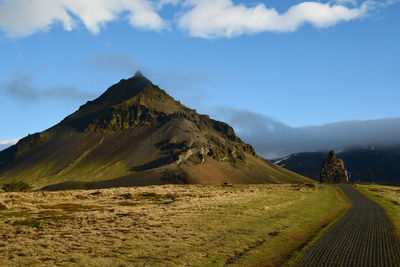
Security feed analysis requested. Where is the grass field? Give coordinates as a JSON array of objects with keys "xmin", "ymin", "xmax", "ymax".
[
  {"xmin": 356, "ymin": 184, "xmax": 400, "ymax": 237},
  {"xmin": 0, "ymin": 184, "xmax": 348, "ymax": 266}
]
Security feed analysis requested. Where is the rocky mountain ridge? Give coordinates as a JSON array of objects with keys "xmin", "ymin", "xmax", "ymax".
[{"xmin": 0, "ymin": 73, "xmax": 310, "ymax": 189}]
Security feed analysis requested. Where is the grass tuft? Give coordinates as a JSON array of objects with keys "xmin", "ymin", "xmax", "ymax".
[
  {"xmin": 2, "ymin": 181, "xmax": 33, "ymax": 192},
  {"xmin": 119, "ymin": 193, "xmax": 133, "ymax": 199},
  {"xmin": 13, "ymin": 218, "xmax": 41, "ymax": 228},
  {"xmin": 40, "ymin": 203, "xmax": 103, "ymax": 212},
  {"xmin": 137, "ymin": 192, "xmax": 176, "ymax": 202}
]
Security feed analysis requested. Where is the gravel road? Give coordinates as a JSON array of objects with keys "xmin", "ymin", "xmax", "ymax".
[{"xmin": 294, "ymin": 184, "xmax": 400, "ymax": 266}]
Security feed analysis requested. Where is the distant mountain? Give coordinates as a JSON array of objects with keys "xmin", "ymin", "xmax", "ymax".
[
  {"xmin": 0, "ymin": 73, "xmax": 311, "ymax": 189},
  {"xmin": 274, "ymin": 146, "xmax": 400, "ymax": 184},
  {"xmin": 218, "ymin": 109, "xmax": 400, "ymax": 159},
  {"xmin": 0, "ymin": 139, "xmax": 19, "ymax": 152},
  {"xmin": 0, "ymin": 144, "xmax": 10, "ymax": 152}
]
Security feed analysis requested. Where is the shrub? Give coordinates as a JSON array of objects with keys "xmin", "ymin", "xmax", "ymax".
[
  {"xmin": 1, "ymin": 181, "xmax": 33, "ymax": 192},
  {"xmin": 120, "ymin": 193, "xmax": 133, "ymax": 199},
  {"xmin": 139, "ymin": 192, "xmax": 163, "ymax": 200},
  {"xmin": 13, "ymin": 218, "xmax": 40, "ymax": 228},
  {"xmin": 304, "ymin": 183, "xmax": 316, "ymax": 188}
]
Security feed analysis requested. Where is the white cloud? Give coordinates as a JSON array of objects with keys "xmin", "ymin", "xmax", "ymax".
[
  {"xmin": 0, "ymin": 0, "xmax": 391, "ymax": 38},
  {"xmin": 178, "ymin": 0, "xmax": 374, "ymax": 38},
  {"xmin": 0, "ymin": 138, "xmax": 19, "ymax": 146},
  {"xmin": 0, "ymin": 138, "xmax": 19, "ymax": 151},
  {"xmin": 0, "ymin": 0, "xmax": 166, "ymax": 38}
]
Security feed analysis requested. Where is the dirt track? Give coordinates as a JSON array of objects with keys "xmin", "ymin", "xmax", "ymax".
[{"xmin": 294, "ymin": 185, "xmax": 400, "ymax": 266}]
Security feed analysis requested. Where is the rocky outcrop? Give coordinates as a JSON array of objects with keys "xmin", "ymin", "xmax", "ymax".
[
  {"xmin": 320, "ymin": 151, "xmax": 349, "ymax": 183},
  {"xmin": 86, "ymin": 104, "xmax": 164, "ymax": 132},
  {"xmin": 13, "ymin": 133, "xmax": 47, "ymax": 160},
  {"xmin": 82, "ymin": 74, "xmax": 255, "ymax": 168}
]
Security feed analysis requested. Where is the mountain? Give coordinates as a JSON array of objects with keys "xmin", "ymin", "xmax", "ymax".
[
  {"xmin": 275, "ymin": 146, "xmax": 400, "ymax": 184},
  {"xmin": 0, "ymin": 73, "xmax": 311, "ymax": 189},
  {"xmin": 0, "ymin": 144, "xmax": 12, "ymax": 152},
  {"xmin": 220, "ymin": 111, "xmax": 400, "ymax": 159},
  {"xmin": 0, "ymin": 139, "xmax": 19, "ymax": 152}
]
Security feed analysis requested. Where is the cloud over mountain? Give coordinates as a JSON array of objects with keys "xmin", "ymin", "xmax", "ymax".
[
  {"xmin": 213, "ymin": 108, "xmax": 400, "ymax": 159},
  {"xmin": 0, "ymin": 138, "xmax": 19, "ymax": 152}
]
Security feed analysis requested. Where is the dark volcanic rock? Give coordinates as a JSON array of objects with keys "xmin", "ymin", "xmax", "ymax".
[{"xmin": 320, "ymin": 151, "xmax": 349, "ymax": 183}]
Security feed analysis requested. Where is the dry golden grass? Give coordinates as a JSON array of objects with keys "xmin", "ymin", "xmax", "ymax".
[
  {"xmin": 0, "ymin": 184, "xmax": 347, "ymax": 266},
  {"xmin": 356, "ymin": 184, "xmax": 400, "ymax": 237}
]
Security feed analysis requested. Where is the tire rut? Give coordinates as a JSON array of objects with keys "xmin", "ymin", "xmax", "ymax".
[{"xmin": 293, "ymin": 185, "xmax": 400, "ymax": 266}]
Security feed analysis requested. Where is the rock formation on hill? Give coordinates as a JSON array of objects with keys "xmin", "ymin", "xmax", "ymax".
[
  {"xmin": 275, "ymin": 146, "xmax": 400, "ymax": 184},
  {"xmin": 0, "ymin": 72, "xmax": 311, "ymax": 189},
  {"xmin": 320, "ymin": 151, "xmax": 349, "ymax": 183}
]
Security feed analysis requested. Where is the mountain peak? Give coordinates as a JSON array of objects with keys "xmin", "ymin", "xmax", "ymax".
[
  {"xmin": 94, "ymin": 72, "xmax": 157, "ymax": 104},
  {"xmin": 134, "ymin": 70, "xmax": 144, "ymax": 77},
  {"xmin": 62, "ymin": 73, "xmax": 197, "ymax": 134}
]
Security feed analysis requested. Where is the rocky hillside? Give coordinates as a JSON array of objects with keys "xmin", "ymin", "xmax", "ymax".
[
  {"xmin": 0, "ymin": 73, "xmax": 311, "ymax": 189},
  {"xmin": 275, "ymin": 147, "xmax": 400, "ymax": 184}
]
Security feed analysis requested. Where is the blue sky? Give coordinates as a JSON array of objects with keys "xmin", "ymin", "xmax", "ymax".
[{"xmin": 1, "ymin": 0, "xmax": 400, "ymax": 152}]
